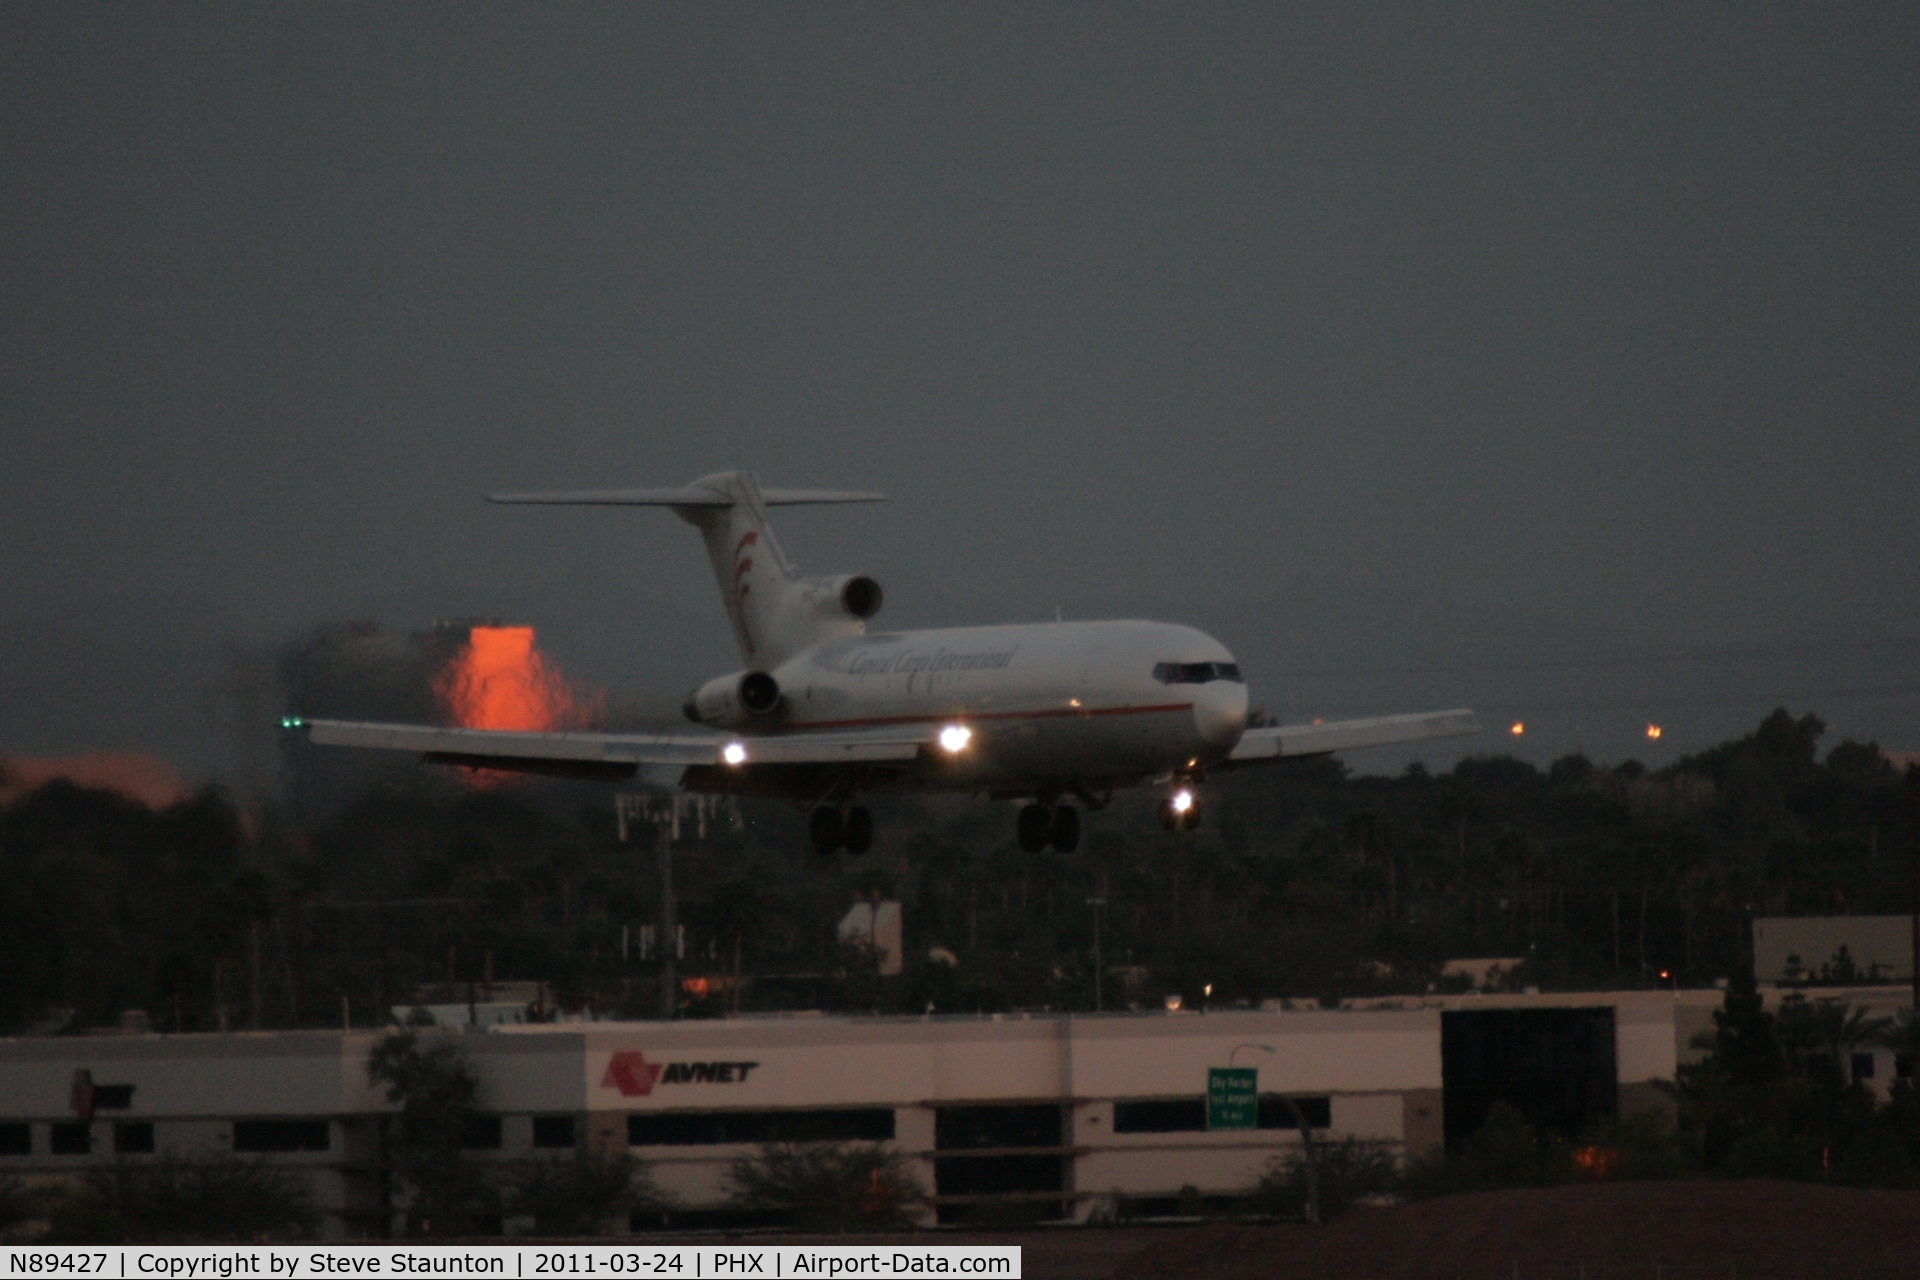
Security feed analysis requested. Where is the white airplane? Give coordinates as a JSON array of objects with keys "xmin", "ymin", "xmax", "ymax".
[{"xmin": 298, "ymin": 472, "xmax": 1478, "ymax": 854}]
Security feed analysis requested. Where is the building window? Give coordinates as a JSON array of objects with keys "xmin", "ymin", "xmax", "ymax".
[
  {"xmin": 0, "ymin": 1123, "xmax": 30, "ymax": 1156},
  {"xmin": 1112, "ymin": 1100, "xmax": 1205, "ymax": 1133},
  {"xmin": 113, "ymin": 1122, "xmax": 155, "ymax": 1154},
  {"xmin": 233, "ymin": 1120, "xmax": 330, "ymax": 1153},
  {"xmin": 1111, "ymin": 1095, "xmax": 1331, "ymax": 1134},
  {"xmin": 1257, "ymin": 1095, "xmax": 1332, "ymax": 1130},
  {"xmin": 1852, "ymin": 1053, "xmax": 1876, "ymax": 1082},
  {"xmin": 532, "ymin": 1116, "xmax": 577, "ymax": 1149},
  {"xmin": 934, "ymin": 1105, "xmax": 1061, "ymax": 1150},
  {"xmin": 1441, "ymin": 1007, "xmax": 1618, "ymax": 1146},
  {"xmin": 629, "ymin": 1109, "xmax": 894, "ymax": 1147},
  {"xmin": 51, "ymin": 1123, "xmax": 91, "ymax": 1155},
  {"xmin": 461, "ymin": 1116, "xmax": 503, "ymax": 1150}
]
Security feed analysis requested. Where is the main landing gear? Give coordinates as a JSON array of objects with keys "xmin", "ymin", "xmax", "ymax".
[
  {"xmin": 1158, "ymin": 786, "xmax": 1202, "ymax": 831},
  {"xmin": 810, "ymin": 805, "xmax": 874, "ymax": 856},
  {"xmin": 1016, "ymin": 802, "xmax": 1080, "ymax": 853}
]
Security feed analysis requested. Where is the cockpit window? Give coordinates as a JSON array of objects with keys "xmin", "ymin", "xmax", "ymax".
[{"xmin": 1152, "ymin": 661, "xmax": 1243, "ymax": 685}]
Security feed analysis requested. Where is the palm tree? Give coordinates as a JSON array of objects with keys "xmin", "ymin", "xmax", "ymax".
[
  {"xmin": 1776, "ymin": 998, "xmax": 1890, "ymax": 1081},
  {"xmin": 1875, "ymin": 1008, "xmax": 1920, "ymax": 1082}
]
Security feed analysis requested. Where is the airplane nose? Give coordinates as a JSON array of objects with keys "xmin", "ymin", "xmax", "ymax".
[{"xmin": 1192, "ymin": 680, "xmax": 1248, "ymax": 748}]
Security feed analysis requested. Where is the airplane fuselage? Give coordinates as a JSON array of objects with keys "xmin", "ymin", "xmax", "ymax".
[{"xmin": 688, "ymin": 619, "xmax": 1248, "ymax": 796}]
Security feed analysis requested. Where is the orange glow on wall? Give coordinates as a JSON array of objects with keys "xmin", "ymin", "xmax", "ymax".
[
  {"xmin": 0, "ymin": 752, "xmax": 185, "ymax": 809},
  {"xmin": 437, "ymin": 626, "xmax": 578, "ymax": 733}
]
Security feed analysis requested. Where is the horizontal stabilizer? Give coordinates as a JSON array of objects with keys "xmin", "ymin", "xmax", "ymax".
[
  {"xmin": 489, "ymin": 487, "xmax": 884, "ymax": 507},
  {"xmin": 1228, "ymin": 709, "xmax": 1481, "ymax": 763}
]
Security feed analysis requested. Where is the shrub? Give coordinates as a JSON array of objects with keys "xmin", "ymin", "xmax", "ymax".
[
  {"xmin": 727, "ymin": 1143, "xmax": 923, "ymax": 1231},
  {"xmin": 1403, "ymin": 1103, "xmax": 1572, "ymax": 1197},
  {"xmin": 43, "ymin": 1155, "xmax": 318, "ymax": 1243},
  {"xmin": 1574, "ymin": 1110, "xmax": 1695, "ymax": 1181},
  {"xmin": 499, "ymin": 1148, "xmax": 667, "ymax": 1237},
  {"xmin": 1250, "ymin": 1137, "xmax": 1399, "ymax": 1220},
  {"xmin": 0, "ymin": 1175, "xmax": 41, "ymax": 1240}
]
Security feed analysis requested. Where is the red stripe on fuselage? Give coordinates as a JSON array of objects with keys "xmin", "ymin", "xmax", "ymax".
[{"xmin": 769, "ymin": 702, "xmax": 1194, "ymax": 733}]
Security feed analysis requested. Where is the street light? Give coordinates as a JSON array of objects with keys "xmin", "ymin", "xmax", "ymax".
[
  {"xmin": 1229, "ymin": 1042, "xmax": 1274, "ymax": 1068},
  {"xmin": 1228, "ymin": 1042, "xmax": 1321, "ymax": 1222}
]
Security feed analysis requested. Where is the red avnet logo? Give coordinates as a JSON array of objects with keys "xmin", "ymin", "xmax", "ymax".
[
  {"xmin": 602, "ymin": 1051, "xmax": 761, "ymax": 1096},
  {"xmin": 603, "ymin": 1051, "xmax": 665, "ymax": 1098}
]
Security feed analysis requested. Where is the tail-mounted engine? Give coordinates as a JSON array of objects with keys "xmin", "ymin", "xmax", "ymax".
[
  {"xmin": 792, "ymin": 573, "xmax": 883, "ymax": 622},
  {"xmin": 685, "ymin": 669, "xmax": 784, "ymax": 726}
]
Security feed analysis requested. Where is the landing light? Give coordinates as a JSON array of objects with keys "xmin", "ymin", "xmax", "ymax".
[
  {"xmin": 1646, "ymin": 724, "xmax": 1663, "ymax": 740},
  {"xmin": 279, "ymin": 716, "xmax": 305, "ymax": 729},
  {"xmin": 722, "ymin": 742, "xmax": 748, "ymax": 766},
  {"xmin": 1511, "ymin": 721, "xmax": 1525, "ymax": 736},
  {"xmin": 1170, "ymin": 788, "xmax": 1195, "ymax": 814},
  {"xmin": 938, "ymin": 724, "xmax": 973, "ymax": 754}
]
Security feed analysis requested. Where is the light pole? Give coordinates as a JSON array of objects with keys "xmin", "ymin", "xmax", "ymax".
[
  {"xmin": 1232, "ymin": 1042, "xmax": 1319, "ymax": 1222},
  {"xmin": 618, "ymin": 792, "xmax": 727, "ymax": 1022},
  {"xmin": 1907, "ymin": 764, "xmax": 1919, "ymax": 1012},
  {"xmin": 1086, "ymin": 898, "xmax": 1107, "ymax": 1012},
  {"xmin": 1229, "ymin": 1042, "xmax": 1274, "ymax": 1068}
]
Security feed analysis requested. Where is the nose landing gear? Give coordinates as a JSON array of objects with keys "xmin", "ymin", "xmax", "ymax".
[
  {"xmin": 1158, "ymin": 786, "xmax": 1202, "ymax": 831},
  {"xmin": 1016, "ymin": 802, "xmax": 1081, "ymax": 853},
  {"xmin": 810, "ymin": 805, "xmax": 875, "ymax": 855}
]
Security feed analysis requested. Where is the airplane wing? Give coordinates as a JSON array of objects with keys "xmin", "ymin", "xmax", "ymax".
[
  {"xmin": 295, "ymin": 718, "xmax": 923, "ymax": 782},
  {"xmin": 1227, "ymin": 709, "xmax": 1481, "ymax": 763}
]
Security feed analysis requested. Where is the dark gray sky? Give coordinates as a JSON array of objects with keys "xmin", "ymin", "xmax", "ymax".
[{"xmin": 4, "ymin": 4, "xmax": 1918, "ymax": 781}]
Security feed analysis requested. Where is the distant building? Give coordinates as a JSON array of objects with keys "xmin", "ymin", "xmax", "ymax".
[
  {"xmin": 837, "ymin": 899, "xmax": 904, "ymax": 976},
  {"xmin": 1441, "ymin": 958, "xmax": 1527, "ymax": 992},
  {"xmin": 0, "ymin": 990, "xmax": 1713, "ymax": 1237},
  {"xmin": 1752, "ymin": 915, "xmax": 1914, "ymax": 984}
]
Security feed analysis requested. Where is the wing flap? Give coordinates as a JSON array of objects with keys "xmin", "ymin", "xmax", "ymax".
[
  {"xmin": 1229, "ymin": 709, "xmax": 1481, "ymax": 762},
  {"xmin": 300, "ymin": 719, "xmax": 921, "ymax": 771}
]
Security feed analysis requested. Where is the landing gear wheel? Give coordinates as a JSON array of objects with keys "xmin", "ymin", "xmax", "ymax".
[
  {"xmin": 844, "ymin": 806, "xmax": 874, "ymax": 855},
  {"xmin": 1016, "ymin": 803, "xmax": 1052, "ymax": 853},
  {"xmin": 1159, "ymin": 791, "xmax": 1202, "ymax": 832},
  {"xmin": 1049, "ymin": 804, "xmax": 1080, "ymax": 852},
  {"xmin": 809, "ymin": 806, "xmax": 844, "ymax": 856}
]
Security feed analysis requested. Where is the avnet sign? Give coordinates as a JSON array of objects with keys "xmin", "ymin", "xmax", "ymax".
[{"xmin": 603, "ymin": 1050, "xmax": 761, "ymax": 1097}]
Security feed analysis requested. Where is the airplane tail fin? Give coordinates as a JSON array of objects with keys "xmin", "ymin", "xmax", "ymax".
[{"xmin": 489, "ymin": 472, "xmax": 885, "ymax": 667}]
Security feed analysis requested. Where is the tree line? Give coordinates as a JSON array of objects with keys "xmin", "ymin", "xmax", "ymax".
[{"xmin": 1, "ymin": 707, "xmax": 1913, "ymax": 1034}]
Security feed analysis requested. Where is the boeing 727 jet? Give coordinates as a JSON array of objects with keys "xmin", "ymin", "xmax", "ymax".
[{"xmin": 299, "ymin": 472, "xmax": 1478, "ymax": 854}]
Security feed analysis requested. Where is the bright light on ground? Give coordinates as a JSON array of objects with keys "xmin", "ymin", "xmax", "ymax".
[
  {"xmin": 938, "ymin": 724, "xmax": 973, "ymax": 754},
  {"xmin": 722, "ymin": 742, "xmax": 748, "ymax": 766}
]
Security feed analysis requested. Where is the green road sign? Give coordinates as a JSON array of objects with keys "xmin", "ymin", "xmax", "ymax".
[{"xmin": 1207, "ymin": 1066, "xmax": 1257, "ymax": 1130}]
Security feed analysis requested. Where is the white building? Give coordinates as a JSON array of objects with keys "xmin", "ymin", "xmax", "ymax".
[{"xmin": 0, "ymin": 991, "xmax": 1765, "ymax": 1238}]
